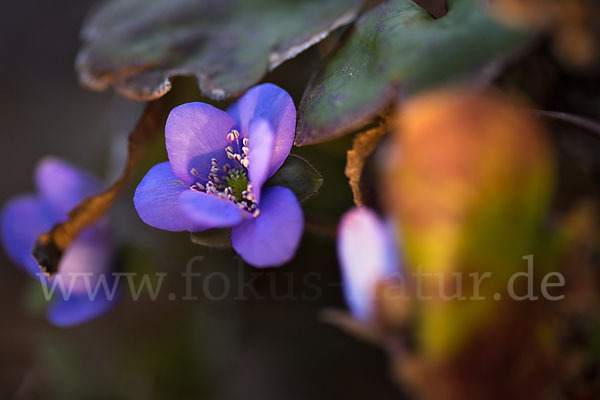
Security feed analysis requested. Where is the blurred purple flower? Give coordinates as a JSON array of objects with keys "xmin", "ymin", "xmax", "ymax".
[
  {"xmin": 1, "ymin": 157, "xmax": 117, "ymax": 327},
  {"xmin": 337, "ymin": 207, "xmax": 401, "ymax": 321},
  {"xmin": 134, "ymin": 83, "xmax": 303, "ymax": 267}
]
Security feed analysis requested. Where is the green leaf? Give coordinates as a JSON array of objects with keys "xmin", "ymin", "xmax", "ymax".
[
  {"xmin": 76, "ymin": 0, "xmax": 362, "ymax": 101},
  {"xmin": 265, "ymin": 154, "xmax": 323, "ymax": 203},
  {"xmin": 191, "ymin": 228, "xmax": 232, "ymax": 249},
  {"xmin": 295, "ymin": 0, "xmax": 531, "ymax": 145}
]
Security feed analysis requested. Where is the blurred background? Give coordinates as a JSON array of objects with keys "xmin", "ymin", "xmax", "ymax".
[{"xmin": 0, "ymin": 1, "xmax": 405, "ymax": 399}]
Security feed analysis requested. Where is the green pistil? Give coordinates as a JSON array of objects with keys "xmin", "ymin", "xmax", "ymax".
[{"xmin": 225, "ymin": 170, "xmax": 249, "ymax": 200}]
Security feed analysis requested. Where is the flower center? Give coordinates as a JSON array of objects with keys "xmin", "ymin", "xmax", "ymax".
[{"xmin": 189, "ymin": 129, "xmax": 260, "ymax": 217}]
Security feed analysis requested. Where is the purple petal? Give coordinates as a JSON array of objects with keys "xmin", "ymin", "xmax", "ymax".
[
  {"xmin": 56, "ymin": 231, "xmax": 114, "ymax": 294},
  {"xmin": 1, "ymin": 195, "xmax": 54, "ymax": 276},
  {"xmin": 231, "ymin": 186, "xmax": 303, "ymax": 268},
  {"xmin": 44, "ymin": 233, "xmax": 118, "ymax": 327},
  {"xmin": 337, "ymin": 208, "xmax": 400, "ymax": 321},
  {"xmin": 134, "ymin": 162, "xmax": 208, "ymax": 232},
  {"xmin": 47, "ymin": 288, "xmax": 118, "ymax": 327},
  {"xmin": 166, "ymin": 102, "xmax": 238, "ymax": 185},
  {"xmin": 248, "ymin": 118, "xmax": 275, "ymax": 203},
  {"xmin": 35, "ymin": 157, "xmax": 102, "ymax": 220},
  {"xmin": 179, "ymin": 190, "xmax": 246, "ymax": 229},
  {"xmin": 227, "ymin": 83, "xmax": 295, "ymax": 176}
]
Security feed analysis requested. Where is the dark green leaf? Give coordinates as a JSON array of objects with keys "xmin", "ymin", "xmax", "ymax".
[
  {"xmin": 265, "ymin": 154, "xmax": 323, "ymax": 203},
  {"xmin": 191, "ymin": 228, "xmax": 232, "ymax": 248},
  {"xmin": 76, "ymin": 0, "xmax": 362, "ymax": 101},
  {"xmin": 296, "ymin": 0, "xmax": 531, "ymax": 145}
]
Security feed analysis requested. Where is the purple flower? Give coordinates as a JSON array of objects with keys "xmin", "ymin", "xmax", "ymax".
[
  {"xmin": 337, "ymin": 207, "xmax": 401, "ymax": 321},
  {"xmin": 1, "ymin": 157, "xmax": 117, "ymax": 327},
  {"xmin": 134, "ymin": 83, "xmax": 303, "ymax": 267}
]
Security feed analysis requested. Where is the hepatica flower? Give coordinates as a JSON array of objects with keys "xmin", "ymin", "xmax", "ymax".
[
  {"xmin": 337, "ymin": 207, "xmax": 401, "ymax": 321},
  {"xmin": 134, "ymin": 83, "xmax": 303, "ymax": 267},
  {"xmin": 1, "ymin": 157, "xmax": 117, "ymax": 327}
]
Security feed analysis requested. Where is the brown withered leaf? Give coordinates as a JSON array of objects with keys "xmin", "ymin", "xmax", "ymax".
[
  {"xmin": 345, "ymin": 126, "xmax": 387, "ymax": 207},
  {"xmin": 76, "ymin": 0, "xmax": 363, "ymax": 101},
  {"xmin": 382, "ymin": 88, "xmax": 558, "ymax": 398},
  {"xmin": 32, "ymin": 100, "xmax": 169, "ymax": 275}
]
